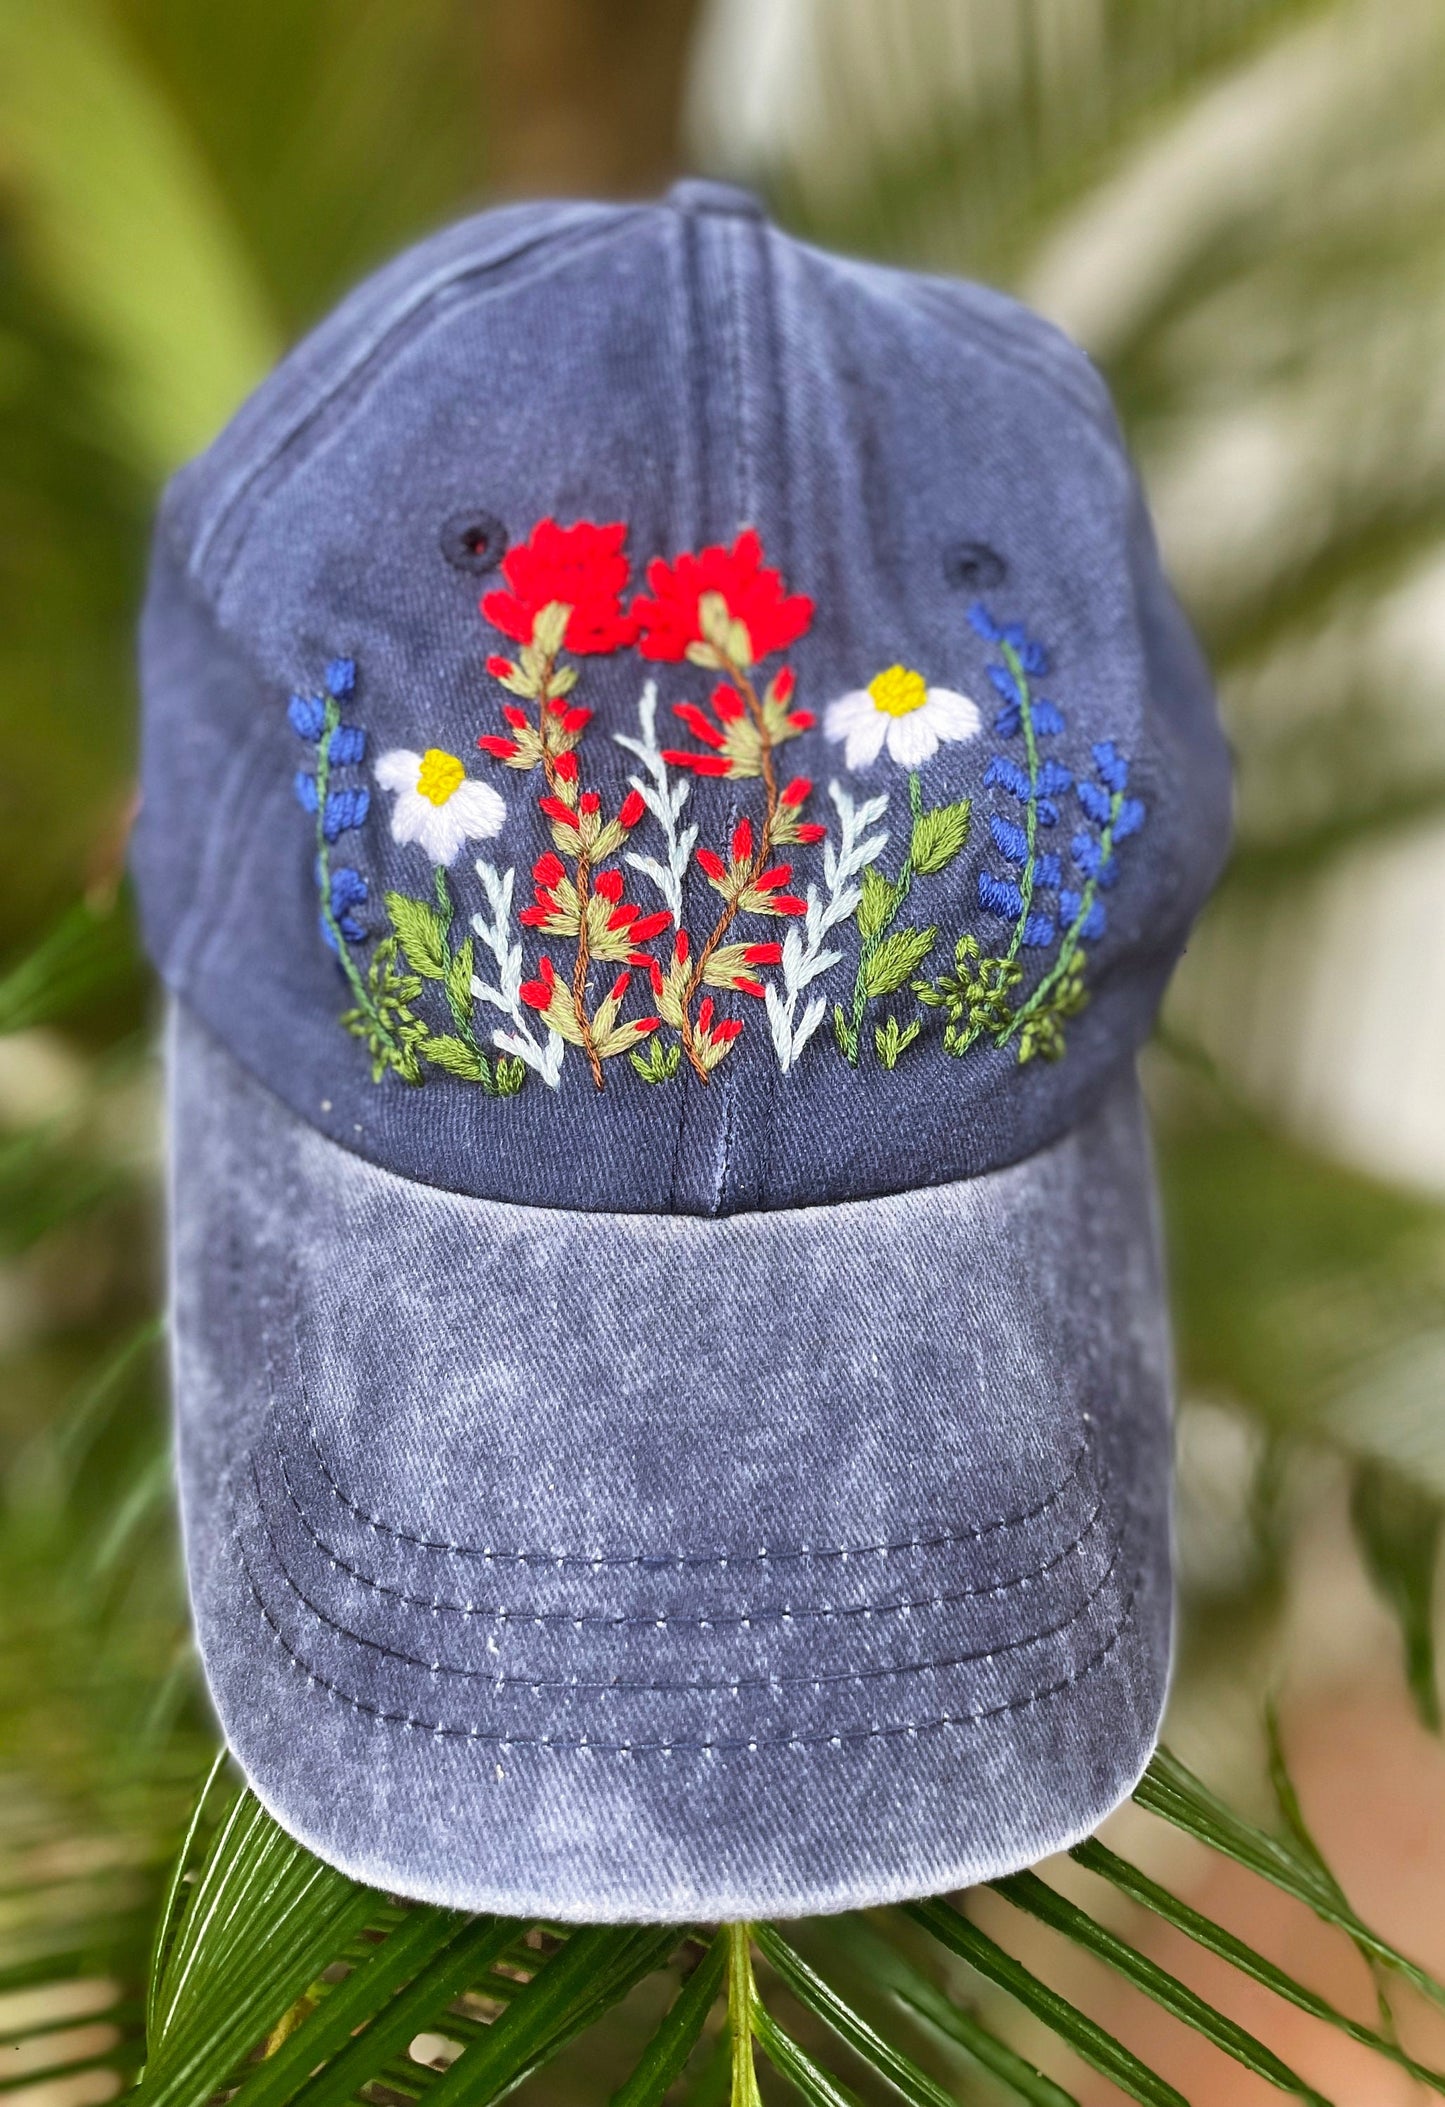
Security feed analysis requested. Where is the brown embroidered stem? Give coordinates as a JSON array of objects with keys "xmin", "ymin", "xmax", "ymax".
[
  {"xmin": 679, "ymin": 657, "xmax": 781, "ymax": 1084},
  {"xmin": 571, "ymin": 851, "xmax": 604, "ymax": 1089},
  {"xmin": 533, "ymin": 653, "xmax": 605, "ymax": 1089}
]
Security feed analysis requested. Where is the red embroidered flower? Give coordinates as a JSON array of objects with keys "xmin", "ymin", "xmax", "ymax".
[
  {"xmin": 482, "ymin": 519, "xmax": 636, "ymax": 654},
  {"xmin": 632, "ymin": 529, "xmax": 813, "ymax": 666}
]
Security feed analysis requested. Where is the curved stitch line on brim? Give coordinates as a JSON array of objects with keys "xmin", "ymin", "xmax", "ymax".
[
  {"xmin": 244, "ymin": 1494, "xmax": 1127, "ymax": 1694},
  {"xmin": 234, "ymin": 1534, "xmax": 1142, "ymax": 1754},
  {"xmin": 276, "ymin": 1275, "xmax": 1099, "ymax": 1566},
  {"xmin": 260, "ymin": 1425, "xmax": 1115, "ymax": 1625}
]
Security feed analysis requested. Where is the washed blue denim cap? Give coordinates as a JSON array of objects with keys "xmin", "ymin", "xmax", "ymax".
[{"xmin": 133, "ymin": 179, "xmax": 1231, "ymax": 1921}]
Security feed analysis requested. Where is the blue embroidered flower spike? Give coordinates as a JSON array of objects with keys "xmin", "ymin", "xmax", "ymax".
[
  {"xmin": 917, "ymin": 609, "xmax": 1150, "ymax": 1063},
  {"xmin": 288, "ymin": 660, "xmax": 525, "ymax": 1095}
]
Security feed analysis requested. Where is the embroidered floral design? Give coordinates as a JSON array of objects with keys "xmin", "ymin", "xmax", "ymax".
[
  {"xmin": 631, "ymin": 527, "xmax": 812, "ymax": 665},
  {"xmin": 374, "ymin": 747, "xmax": 505, "ymax": 864},
  {"xmin": 766, "ymin": 782, "xmax": 888, "ymax": 1072},
  {"xmin": 914, "ymin": 601, "xmax": 1148, "ymax": 1064},
  {"xmin": 824, "ymin": 664, "xmax": 981, "ymax": 771},
  {"xmin": 289, "ymin": 660, "xmax": 523, "ymax": 1095},
  {"xmin": 289, "ymin": 539, "xmax": 1147, "ymax": 1096},
  {"xmin": 831, "ymin": 765, "xmax": 973, "ymax": 1067},
  {"xmin": 477, "ymin": 521, "xmax": 828, "ymax": 1088}
]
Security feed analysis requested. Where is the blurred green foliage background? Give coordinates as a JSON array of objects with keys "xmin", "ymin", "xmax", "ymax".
[{"xmin": 5, "ymin": 2, "xmax": 1445, "ymax": 2102}]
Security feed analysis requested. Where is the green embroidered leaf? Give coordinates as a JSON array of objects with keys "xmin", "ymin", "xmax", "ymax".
[
  {"xmin": 630, "ymin": 1040, "xmax": 682, "ymax": 1084},
  {"xmin": 856, "ymin": 864, "xmax": 896, "ymax": 941},
  {"xmin": 420, "ymin": 1034, "xmax": 490, "ymax": 1082},
  {"xmin": 385, "ymin": 892, "xmax": 447, "ymax": 979},
  {"xmin": 874, "ymin": 1015, "xmax": 920, "ymax": 1070},
  {"xmin": 863, "ymin": 925, "xmax": 937, "ymax": 999},
  {"xmin": 532, "ymin": 599, "xmax": 570, "ymax": 656},
  {"xmin": 917, "ymin": 935, "xmax": 1022, "ymax": 1054},
  {"xmin": 1014, "ymin": 952, "xmax": 1089, "ymax": 1064},
  {"xmin": 832, "ymin": 1003, "xmax": 854, "ymax": 1057},
  {"xmin": 910, "ymin": 798, "xmax": 971, "ymax": 875},
  {"xmin": 495, "ymin": 1056, "xmax": 527, "ymax": 1097},
  {"xmin": 445, "ymin": 933, "xmax": 475, "ymax": 1026}
]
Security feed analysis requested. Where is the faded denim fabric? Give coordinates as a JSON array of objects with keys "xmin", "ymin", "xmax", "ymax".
[
  {"xmin": 171, "ymin": 1002, "xmax": 1171, "ymax": 1921},
  {"xmin": 133, "ymin": 182, "xmax": 1229, "ymax": 1217},
  {"xmin": 136, "ymin": 179, "xmax": 1229, "ymax": 1917}
]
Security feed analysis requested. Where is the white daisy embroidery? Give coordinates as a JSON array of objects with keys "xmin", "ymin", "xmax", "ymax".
[
  {"xmin": 824, "ymin": 664, "xmax": 982, "ymax": 771},
  {"xmin": 374, "ymin": 747, "xmax": 506, "ymax": 865}
]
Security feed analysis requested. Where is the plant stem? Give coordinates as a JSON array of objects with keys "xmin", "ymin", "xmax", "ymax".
[
  {"xmin": 1003, "ymin": 787, "xmax": 1121, "ymax": 1044},
  {"xmin": 678, "ymin": 657, "xmax": 781, "ymax": 1084},
  {"xmin": 727, "ymin": 1924, "xmax": 762, "ymax": 2107},
  {"xmin": 532, "ymin": 650, "xmax": 606, "ymax": 1089},
  {"xmin": 570, "ymin": 848, "xmax": 604, "ymax": 1089},
  {"xmin": 1000, "ymin": 638, "xmax": 1040, "ymax": 969},
  {"xmin": 842, "ymin": 770, "xmax": 920, "ymax": 1063},
  {"xmin": 432, "ymin": 868, "xmax": 486, "ymax": 1060},
  {"xmin": 314, "ymin": 693, "xmax": 396, "ymax": 1057}
]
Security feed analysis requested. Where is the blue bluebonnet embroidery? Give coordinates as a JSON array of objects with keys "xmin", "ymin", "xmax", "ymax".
[
  {"xmin": 915, "ymin": 601, "xmax": 1148, "ymax": 1064},
  {"xmin": 288, "ymin": 658, "xmax": 524, "ymax": 1095}
]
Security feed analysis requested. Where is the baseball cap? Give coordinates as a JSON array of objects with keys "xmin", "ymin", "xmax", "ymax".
[{"xmin": 132, "ymin": 179, "xmax": 1231, "ymax": 1922}]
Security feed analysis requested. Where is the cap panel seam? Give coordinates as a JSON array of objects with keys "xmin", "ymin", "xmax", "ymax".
[{"xmin": 186, "ymin": 213, "xmax": 649, "ymax": 600}]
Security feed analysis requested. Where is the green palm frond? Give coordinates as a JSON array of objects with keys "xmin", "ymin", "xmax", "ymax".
[
  {"xmin": 107, "ymin": 1740, "xmax": 1445, "ymax": 2107},
  {"xmin": 4, "ymin": 2, "xmax": 1445, "ymax": 2103}
]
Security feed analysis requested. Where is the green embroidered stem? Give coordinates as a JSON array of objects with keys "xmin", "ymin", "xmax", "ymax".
[
  {"xmin": 1002, "ymin": 785, "xmax": 1122, "ymax": 1046},
  {"xmin": 999, "ymin": 637, "xmax": 1040, "ymax": 968},
  {"xmin": 839, "ymin": 772, "xmax": 922, "ymax": 1062},
  {"xmin": 727, "ymin": 1925, "xmax": 763, "ymax": 2107},
  {"xmin": 431, "ymin": 867, "xmax": 483, "ymax": 1058}
]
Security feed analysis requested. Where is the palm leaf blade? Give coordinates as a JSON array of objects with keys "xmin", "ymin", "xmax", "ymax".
[
  {"xmin": 1136, "ymin": 1752, "xmax": 1445, "ymax": 2009},
  {"xmin": 422, "ymin": 1926, "xmax": 683, "ymax": 2107},
  {"xmin": 609, "ymin": 1929, "xmax": 726, "ymax": 2107},
  {"xmin": 990, "ymin": 1869, "xmax": 1330, "ymax": 2102},
  {"xmin": 1070, "ymin": 1838, "xmax": 1445, "ymax": 2092},
  {"xmin": 907, "ymin": 1899, "xmax": 1186, "ymax": 2107}
]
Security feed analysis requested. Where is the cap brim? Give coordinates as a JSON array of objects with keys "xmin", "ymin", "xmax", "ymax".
[{"xmin": 167, "ymin": 1001, "xmax": 1173, "ymax": 1922}]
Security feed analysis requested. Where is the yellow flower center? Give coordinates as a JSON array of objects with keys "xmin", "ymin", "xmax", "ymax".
[
  {"xmin": 416, "ymin": 748, "xmax": 466, "ymax": 805},
  {"xmin": 867, "ymin": 664, "xmax": 929, "ymax": 717}
]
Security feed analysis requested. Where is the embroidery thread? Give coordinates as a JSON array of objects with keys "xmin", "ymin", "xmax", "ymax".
[
  {"xmin": 288, "ymin": 540, "xmax": 1146, "ymax": 1094},
  {"xmin": 914, "ymin": 602, "xmax": 1147, "ymax": 1064}
]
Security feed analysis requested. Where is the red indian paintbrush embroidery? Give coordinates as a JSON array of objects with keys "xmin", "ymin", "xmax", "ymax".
[
  {"xmin": 476, "ymin": 517, "xmax": 830, "ymax": 1088},
  {"xmin": 631, "ymin": 527, "xmax": 813, "ymax": 663},
  {"xmin": 481, "ymin": 518, "xmax": 636, "ymax": 655}
]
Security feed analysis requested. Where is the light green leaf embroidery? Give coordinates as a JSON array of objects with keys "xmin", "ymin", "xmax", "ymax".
[
  {"xmin": 384, "ymin": 892, "xmax": 447, "ymax": 979},
  {"xmin": 444, "ymin": 934, "xmax": 475, "ymax": 1024},
  {"xmin": 419, "ymin": 1033, "xmax": 489, "ymax": 1080},
  {"xmin": 914, "ymin": 934, "xmax": 1022, "ymax": 1055},
  {"xmin": 630, "ymin": 1040, "xmax": 682, "ymax": 1084},
  {"xmin": 862, "ymin": 924, "xmax": 937, "ymax": 999},
  {"xmin": 910, "ymin": 798, "xmax": 970, "ymax": 875},
  {"xmin": 874, "ymin": 1015, "xmax": 920, "ymax": 1069},
  {"xmin": 856, "ymin": 864, "xmax": 896, "ymax": 941}
]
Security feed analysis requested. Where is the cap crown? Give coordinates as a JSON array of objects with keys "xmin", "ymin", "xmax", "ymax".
[{"xmin": 134, "ymin": 183, "xmax": 1229, "ymax": 1215}]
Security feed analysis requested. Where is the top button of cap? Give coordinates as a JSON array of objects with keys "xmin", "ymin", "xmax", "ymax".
[{"xmin": 666, "ymin": 177, "xmax": 766, "ymax": 221}]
